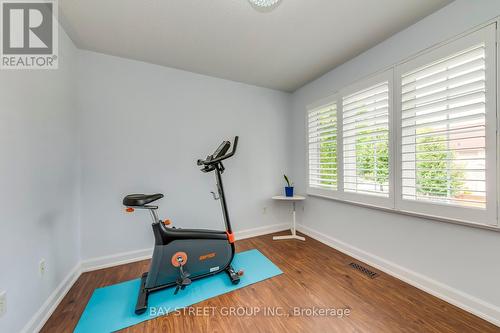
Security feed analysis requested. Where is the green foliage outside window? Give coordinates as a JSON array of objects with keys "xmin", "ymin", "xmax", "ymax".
[
  {"xmin": 318, "ymin": 117, "xmax": 337, "ymax": 187},
  {"xmin": 355, "ymin": 131, "xmax": 389, "ymax": 191},
  {"xmin": 317, "ymin": 116, "xmax": 465, "ymax": 197},
  {"xmin": 320, "ymin": 126, "xmax": 465, "ymax": 197},
  {"xmin": 414, "ymin": 134, "xmax": 464, "ymax": 197}
]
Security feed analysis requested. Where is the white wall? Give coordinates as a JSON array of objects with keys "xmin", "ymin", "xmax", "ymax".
[
  {"xmin": 77, "ymin": 51, "xmax": 292, "ymax": 260},
  {"xmin": 0, "ymin": 28, "xmax": 80, "ymax": 333},
  {"xmin": 291, "ymin": 0, "xmax": 500, "ymax": 322}
]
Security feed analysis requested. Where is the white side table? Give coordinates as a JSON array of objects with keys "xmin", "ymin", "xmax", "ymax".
[{"xmin": 272, "ymin": 195, "xmax": 306, "ymax": 241}]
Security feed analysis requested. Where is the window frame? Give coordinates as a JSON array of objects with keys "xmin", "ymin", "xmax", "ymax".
[
  {"xmin": 394, "ymin": 24, "xmax": 497, "ymax": 226},
  {"xmin": 305, "ymin": 21, "xmax": 499, "ymax": 229},
  {"xmin": 339, "ymin": 70, "xmax": 395, "ymax": 209}
]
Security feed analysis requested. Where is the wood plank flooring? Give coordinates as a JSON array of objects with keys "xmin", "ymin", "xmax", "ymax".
[{"xmin": 41, "ymin": 232, "xmax": 500, "ymax": 332}]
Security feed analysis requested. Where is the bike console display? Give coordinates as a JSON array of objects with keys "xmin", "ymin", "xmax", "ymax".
[
  {"xmin": 213, "ymin": 141, "xmax": 230, "ymax": 159},
  {"xmin": 197, "ymin": 136, "xmax": 238, "ymax": 170}
]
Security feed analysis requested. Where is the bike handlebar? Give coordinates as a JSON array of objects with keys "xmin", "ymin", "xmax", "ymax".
[{"xmin": 197, "ymin": 136, "xmax": 239, "ymax": 166}]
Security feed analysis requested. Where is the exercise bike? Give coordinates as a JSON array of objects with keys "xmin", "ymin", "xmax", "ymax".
[{"xmin": 123, "ymin": 136, "xmax": 243, "ymax": 315}]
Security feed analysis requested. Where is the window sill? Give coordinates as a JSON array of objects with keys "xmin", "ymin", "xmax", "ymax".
[{"xmin": 306, "ymin": 191, "xmax": 500, "ymax": 233}]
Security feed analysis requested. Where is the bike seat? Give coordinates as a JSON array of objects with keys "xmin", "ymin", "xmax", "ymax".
[{"xmin": 123, "ymin": 193, "xmax": 164, "ymax": 207}]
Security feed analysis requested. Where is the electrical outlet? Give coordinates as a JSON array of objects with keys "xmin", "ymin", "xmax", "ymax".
[
  {"xmin": 0, "ymin": 291, "xmax": 6, "ymax": 317},
  {"xmin": 39, "ymin": 259, "xmax": 46, "ymax": 277}
]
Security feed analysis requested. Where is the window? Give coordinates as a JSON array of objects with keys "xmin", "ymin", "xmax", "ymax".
[
  {"xmin": 307, "ymin": 102, "xmax": 338, "ymax": 192},
  {"xmin": 395, "ymin": 24, "xmax": 497, "ymax": 225},
  {"xmin": 306, "ymin": 23, "xmax": 498, "ymax": 227},
  {"xmin": 307, "ymin": 71, "xmax": 394, "ymax": 206}
]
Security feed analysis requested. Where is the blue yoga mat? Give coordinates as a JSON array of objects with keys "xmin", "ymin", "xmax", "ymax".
[{"xmin": 74, "ymin": 249, "xmax": 282, "ymax": 332}]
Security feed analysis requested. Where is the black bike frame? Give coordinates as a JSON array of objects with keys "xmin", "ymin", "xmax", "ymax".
[{"xmin": 215, "ymin": 163, "xmax": 232, "ymax": 234}]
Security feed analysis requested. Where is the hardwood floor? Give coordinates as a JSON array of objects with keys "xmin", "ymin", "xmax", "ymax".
[{"xmin": 42, "ymin": 232, "xmax": 499, "ymax": 333}]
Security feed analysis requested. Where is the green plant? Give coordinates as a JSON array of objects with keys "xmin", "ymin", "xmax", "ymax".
[{"xmin": 284, "ymin": 174, "xmax": 292, "ymax": 187}]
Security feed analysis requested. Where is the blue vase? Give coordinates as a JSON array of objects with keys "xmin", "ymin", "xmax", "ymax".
[{"xmin": 285, "ymin": 186, "xmax": 294, "ymax": 197}]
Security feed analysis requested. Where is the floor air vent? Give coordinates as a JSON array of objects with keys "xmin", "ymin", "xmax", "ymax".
[{"xmin": 349, "ymin": 262, "xmax": 378, "ymax": 279}]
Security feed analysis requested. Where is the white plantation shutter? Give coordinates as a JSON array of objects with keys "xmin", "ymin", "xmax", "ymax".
[
  {"xmin": 396, "ymin": 25, "xmax": 497, "ymax": 225},
  {"xmin": 308, "ymin": 103, "xmax": 338, "ymax": 190},
  {"xmin": 342, "ymin": 81, "xmax": 390, "ymax": 197},
  {"xmin": 401, "ymin": 45, "xmax": 486, "ymax": 207}
]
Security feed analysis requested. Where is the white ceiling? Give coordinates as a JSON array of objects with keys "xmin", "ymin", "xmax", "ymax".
[{"xmin": 59, "ymin": 0, "xmax": 451, "ymax": 92}]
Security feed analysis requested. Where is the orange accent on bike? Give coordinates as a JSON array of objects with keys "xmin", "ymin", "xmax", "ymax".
[
  {"xmin": 163, "ymin": 219, "xmax": 171, "ymax": 225},
  {"xmin": 125, "ymin": 207, "xmax": 135, "ymax": 213},
  {"xmin": 237, "ymin": 269, "xmax": 244, "ymax": 276},
  {"xmin": 171, "ymin": 252, "xmax": 188, "ymax": 267},
  {"xmin": 226, "ymin": 232, "xmax": 235, "ymax": 244},
  {"xmin": 199, "ymin": 252, "xmax": 216, "ymax": 261}
]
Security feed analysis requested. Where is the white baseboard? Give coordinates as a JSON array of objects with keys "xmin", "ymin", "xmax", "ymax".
[
  {"xmin": 21, "ymin": 263, "xmax": 82, "ymax": 333},
  {"xmin": 235, "ymin": 223, "xmax": 289, "ymax": 240},
  {"xmin": 80, "ymin": 248, "xmax": 153, "ymax": 273},
  {"xmin": 297, "ymin": 224, "xmax": 500, "ymax": 327},
  {"xmin": 22, "ymin": 223, "xmax": 288, "ymax": 332}
]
